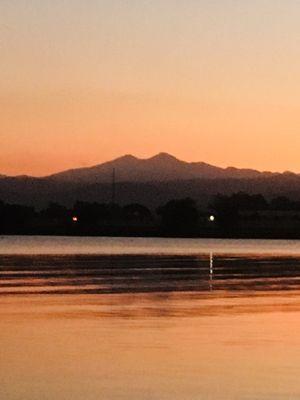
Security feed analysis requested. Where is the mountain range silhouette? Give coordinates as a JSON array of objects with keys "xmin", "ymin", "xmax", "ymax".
[
  {"xmin": 0, "ymin": 153, "xmax": 299, "ymax": 208},
  {"xmin": 47, "ymin": 152, "xmax": 281, "ymax": 183}
]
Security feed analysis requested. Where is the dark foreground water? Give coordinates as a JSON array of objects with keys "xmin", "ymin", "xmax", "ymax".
[{"xmin": 2, "ymin": 237, "xmax": 300, "ymax": 399}]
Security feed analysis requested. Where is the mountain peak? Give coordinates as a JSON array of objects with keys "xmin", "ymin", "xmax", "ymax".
[
  {"xmin": 149, "ymin": 152, "xmax": 181, "ymax": 162},
  {"xmin": 114, "ymin": 154, "xmax": 138, "ymax": 162}
]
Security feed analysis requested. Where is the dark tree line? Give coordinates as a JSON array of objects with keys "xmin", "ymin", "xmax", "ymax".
[
  {"xmin": 157, "ymin": 198, "xmax": 199, "ymax": 236},
  {"xmin": 1, "ymin": 192, "xmax": 300, "ymax": 237},
  {"xmin": 211, "ymin": 192, "xmax": 300, "ymax": 213}
]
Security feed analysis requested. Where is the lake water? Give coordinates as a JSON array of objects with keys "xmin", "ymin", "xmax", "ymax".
[{"xmin": 2, "ymin": 236, "xmax": 300, "ymax": 399}]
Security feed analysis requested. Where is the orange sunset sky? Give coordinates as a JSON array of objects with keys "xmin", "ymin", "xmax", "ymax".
[{"xmin": 1, "ymin": 0, "xmax": 300, "ymax": 176}]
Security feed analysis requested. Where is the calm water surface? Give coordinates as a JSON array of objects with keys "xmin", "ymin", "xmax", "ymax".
[{"xmin": 1, "ymin": 236, "xmax": 300, "ymax": 399}]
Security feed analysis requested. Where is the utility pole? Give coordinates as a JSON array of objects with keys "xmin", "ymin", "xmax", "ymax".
[{"xmin": 111, "ymin": 168, "xmax": 116, "ymax": 204}]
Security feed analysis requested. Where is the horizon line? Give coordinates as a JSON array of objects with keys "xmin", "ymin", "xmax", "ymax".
[{"xmin": 2, "ymin": 152, "xmax": 298, "ymax": 179}]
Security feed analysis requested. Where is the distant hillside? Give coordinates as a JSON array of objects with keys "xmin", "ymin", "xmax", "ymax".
[
  {"xmin": 46, "ymin": 153, "xmax": 278, "ymax": 183},
  {"xmin": 1, "ymin": 153, "xmax": 300, "ymax": 208},
  {"xmin": 1, "ymin": 175, "xmax": 300, "ymax": 210}
]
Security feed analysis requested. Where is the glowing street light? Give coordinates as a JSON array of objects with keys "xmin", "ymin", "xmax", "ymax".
[
  {"xmin": 209, "ymin": 215, "xmax": 215, "ymax": 222},
  {"xmin": 72, "ymin": 216, "xmax": 78, "ymax": 222}
]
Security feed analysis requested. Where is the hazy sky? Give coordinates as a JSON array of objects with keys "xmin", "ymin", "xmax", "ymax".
[{"xmin": 1, "ymin": 0, "xmax": 300, "ymax": 176}]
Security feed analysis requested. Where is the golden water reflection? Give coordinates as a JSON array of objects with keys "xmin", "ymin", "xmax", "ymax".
[{"xmin": 1, "ymin": 254, "xmax": 300, "ymax": 399}]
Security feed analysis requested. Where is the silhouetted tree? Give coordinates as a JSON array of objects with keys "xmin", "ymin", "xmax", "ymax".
[
  {"xmin": 229, "ymin": 192, "xmax": 268, "ymax": 210},
  {"xmin": 123, "ymin": 203, "xmax": 152, "ymax": 222},
  {"xmin": 0, "ymin": 201, "xmax": 36, "ymax": 233},
  {"xmin": 270, "ymin": 196, "xmax": 297, "ymax": 210},
  {"xmin": 211, "ymin": 192, "xmax": 268, "ymax": 211},
  {"xmin": 72, "ymin": 201, "xmax": 123, "ymax": 227},
  {"xmin": 41, "ymin": 202, "xmax": 69, "ymax": 220},
  {"xmin": 210, "ymin": 192, "xmax": 268, "ymax": 233},
  {"xmin": 157, "ymin": 198, "xmax": 198, "ymax": 236}
]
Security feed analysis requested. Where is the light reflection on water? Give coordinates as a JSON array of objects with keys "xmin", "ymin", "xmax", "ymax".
[
  {"xmin": 2, "ymin": 239, "xmax": 300, "ymax": 399},
  {"xmin": 2, "ymin": 253, "xmax": 300, "ymax": 296}
]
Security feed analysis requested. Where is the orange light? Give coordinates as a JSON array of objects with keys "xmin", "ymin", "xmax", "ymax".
[{"xmin": 72, "ymin": 216, "xmax": 78, "ymax": 222}]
